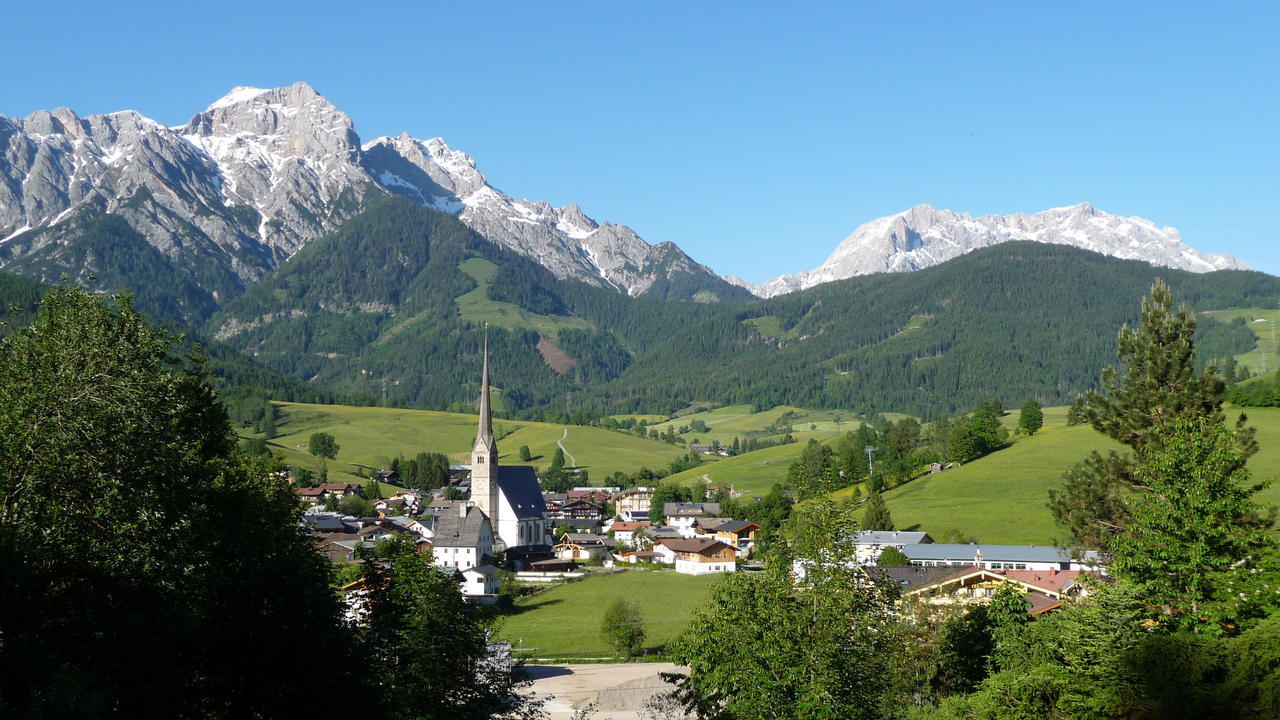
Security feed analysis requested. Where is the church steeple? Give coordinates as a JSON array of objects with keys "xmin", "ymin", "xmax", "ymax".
[{"xmin": 471, "ymin": 328, "xmax": 499, "ymax": 518}]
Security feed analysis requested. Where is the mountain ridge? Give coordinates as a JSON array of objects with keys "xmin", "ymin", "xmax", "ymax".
[
  {"xmin": 0, "ymin": 81, "xmax": 750, "ymax": 318},
  {"xmin": 743, "ymin": 202, "xmax": 1247, "ymax": 297}
]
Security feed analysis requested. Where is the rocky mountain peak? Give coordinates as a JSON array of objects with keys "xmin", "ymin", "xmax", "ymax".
[{"xmin": 749, "ymin": 204, "xmax": 1247, "ymax": 298}]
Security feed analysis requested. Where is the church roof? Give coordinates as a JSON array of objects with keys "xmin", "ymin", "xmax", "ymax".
[{"xmin": 497, "ymin": 465, "xmax": 547, "ymax": 520}]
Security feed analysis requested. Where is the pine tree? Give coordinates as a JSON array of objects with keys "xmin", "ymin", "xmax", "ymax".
[
  {"xmin": 862, "ymin": 490, "xmax": 894, "ymax": 531},
  {"xmin": 1049, "ymin": 279, "xmax": 1256, "ymax": 552}
]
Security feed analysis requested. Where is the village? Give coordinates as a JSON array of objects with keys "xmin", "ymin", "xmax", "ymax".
[{"xmin": 293, "ymin": 337, "xmax": 1108, "ymax": 629}]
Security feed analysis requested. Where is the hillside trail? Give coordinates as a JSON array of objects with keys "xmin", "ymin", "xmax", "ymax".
[{"xmin": 557, "ymin": 428, "xmax": 578, "ymax": 468}]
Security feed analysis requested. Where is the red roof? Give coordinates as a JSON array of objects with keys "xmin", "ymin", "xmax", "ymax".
[
  {"xmin": 612, "ymin": 521, "xmax": 652, "ymax": 532},
  {"xmin": 1000, "ymin": 569, "xmax": 1095, "ymax": 595}
]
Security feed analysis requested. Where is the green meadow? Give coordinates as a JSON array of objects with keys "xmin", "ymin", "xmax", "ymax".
[
  {"xmin": 1204, "ymin": 308, "xmax": 1280, "ymax": 375},
  {"xmin": 498, "ymin": 569, "xmax": 718, "ymax": 658},
  {"xmin": 454, "ymin": 257, "xmax": 593, "ymax": 342},
  {"xmin": 850, "ymin": 406, "xmax": 1280, "ymax": 545},
  {"xmin": 255, "ymin": 401, "xmax": 686, "ymax": 484}
]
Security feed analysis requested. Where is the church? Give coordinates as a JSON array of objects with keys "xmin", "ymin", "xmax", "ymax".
[{"xmin": 466, "ymin": 334, "xmax": 550, "ymax": 554}]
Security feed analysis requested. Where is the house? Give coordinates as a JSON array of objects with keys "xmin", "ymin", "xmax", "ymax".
[
  {"xmin": 295, "ymin": 487, "xmax": 326, "ymax": 504},
  {"xmin": 460, "ymin": 564, "xmax": 501, "ymax": 599},
  {"xmin": 614, "ymin": 487, "xmax": 654, "ymax": 523},
  {"xmin": 308, "ymin": 514, "xmax": 352, "ymax": 534},
  {"xmin": 711, "ymin": 520, "xmax": 760, "ymax": 553},
  {"xmin": 689, "ymin": 443, "xmax": 713, "ymax": 454},
  {"xmin": 854, "ymin": 531, "xmax": 933, "ymax": 565},
  {"xmin": 657, "ymin": 538, "xmax": 737, "ymax": 575},
  {"xmin": 664, "ymin": 502, "xmax": 722, "ymax": 537},
  {"xmin": 620, "ymin": 550, "xmax": 664, "ymax": 564},
  {"xmin": 320, "ymin": 534, "xmax": 361, "ymax": 563},
  {"xmin": 357, "ymin": 524, "xmax": 397, "ymax": 543},
  {"xmin": 432, "ymin": 503, "xmax": 494, "ymax": 571},
  {"xmin": 563, "ymin": 499, "xmax": 604, "ymax": 520},
  {"xmin": 901, "ymin": 543, "xmax": 1103, "ymax": 572},
  {"xmin": 875, "ymin": 565, "xmax": 1101, "ymax": 616},
  {"xmin": 691, "ymin": 517, "xmax": 734, "ymax": 535},
  {"xmin": 373, "ymin": 469, "xmax": 399, "ymax": 484},
  {"xmin": 554, "ymin": 532, "xmax": 611, "ymax": 561},
  {"xmin": 541, "ymin": 492, "xmax": 569, "ymax": 518},
  {"xmin": 610, "ymin": 520, "xmax": 652, "ymax": 548},
  {"xmin": 319, "ymin": 482, "xmax": 364, "ymax": 499}
]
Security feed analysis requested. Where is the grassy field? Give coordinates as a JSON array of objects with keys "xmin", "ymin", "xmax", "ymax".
[
  {"xmin": 455, "ymin": 257, "xmax": 593, "ymax": 341},
  {"xmin": 1204, "ymin": 308, "xmax": 1280, "ymax": 375},
  {"xmin": 849, "ymin": 406, "xmax": 1280, "ymax": 545},
  {"xmin": 497, "ymin": 569, "xmax": 719, "ymax": 658},
  {"xmin": 256, "ymin": 402, "xmax": 686, "ymax": 484},
  {"xmin": 645, "ymin": 403, "xmax": 880, "ymax": 447},
  {"xmin": 663, "ymin": 440, "xmax": 813, "ymax": 496}
]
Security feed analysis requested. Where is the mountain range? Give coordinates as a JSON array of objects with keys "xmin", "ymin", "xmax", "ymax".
[
  {"xmin": 1, "ymin": 81, "xmax": 1252, "ymax": 317},
  {"xmin": 0, "ymin": 81, "xmax": 748, "ymax": 323},
  {"xmin": 1, "ymin": 82, "xmax": 1275, "ymax": 418}
]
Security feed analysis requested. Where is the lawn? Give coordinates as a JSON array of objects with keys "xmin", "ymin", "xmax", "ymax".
[
  {"xmin": 646, "ymin": 404, "xmax": 873, "ymax": 447},
  {"xmin": 254, "ymin": 402, "xmax": 686, "ymax": 485},
  {"xmin": 497, "ymin": 569, "xmax": 720, "ymax": 658},
  {"xmin": 663, "ymin": 440, "xmax": 811, "ymax": 496},
  {"xmin": 856, "ymin": 406, "xmax": 1280, "ymax": 545}
]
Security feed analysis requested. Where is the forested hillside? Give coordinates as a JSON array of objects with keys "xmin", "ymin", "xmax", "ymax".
[
  {"xmin": 587, "ymin": 243, "xmax": 1276, "ymax": 417},
  {"xmin": 208, "ymin": 197, "xmax": 728, "ymax": 410}
]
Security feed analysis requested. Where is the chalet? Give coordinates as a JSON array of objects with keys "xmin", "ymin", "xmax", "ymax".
[
  {"xmin": 689, "ymin": 443, "xmax": 713, "ymax": 454},
  {"xmin": 658, "ymin": 538, "xmax": 737, "ymax": 575},
  {"xmin": 610, "ymin": 520, "xmax": 652, "ymax": 548},
  {"xmin": 319, "ymin": 482, "xmax": 364, "ymax": 499},
  {"xmin": 665, "ymin": 502, "xmax": 722, "ymax": 537},
  {"xmin": 711, "ymin": 520, "xmax": 760, "ymax": 552},
  {"xmin": 307, "ymin": 514, "xmax": 351, "ymax": 534},
  {"xmin": 901, "ymin": 543, "xmax": 1102, "ymax": 572},
  {"xmin": 295, "ymin": 487, "xmax": 326, "ymax": 504},
  {"xmin": 620, "ymin": 550, "xmax": 664, "ymax": 564},
  {"xmin": 875, "ymin": 565, "xmax": 1100, "ymax": 616},
  {"xmin": 562, "ymin": 499, "xmax": 604, "ymax": 520},
  {"xmin": 373, "ymin": 469, "xmax": 399, "ymax": 484},
  {"xmin": 854, "ymin": 530, "xmax": 933, "ymax": 565},
  {"xmin": 614, "ymin": 487, "xmax": 654, "ymax": 522},
  {"xmin": 691, "ymin": 517, "xmax": 734, "ymax": 534},
  {"xmin": 357, "ymin": 524, "xmax": 397, "ymax": 543},
  {"xmin": 432, "ymin": 504, "xmax": 494, "ymax": 571},
  {"xmin": 554, "ymin": 532, "xmax": 612, "ymax": 561},
  {"xmin": 320, "ymin": 534, "xmax": 361, "ymax": 563}
]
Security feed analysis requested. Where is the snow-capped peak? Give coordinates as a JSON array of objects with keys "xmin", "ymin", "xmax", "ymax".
[
  {"xmin": 206, "ymin": 86, "xmax": 272, "ymax": 111},
  {"xmin": 752, "ymin": 204, "xmax": 1249, "ymax": 298}
]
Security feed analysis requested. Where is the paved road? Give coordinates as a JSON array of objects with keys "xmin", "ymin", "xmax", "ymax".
[{"xmin": 523, "ymin": 662, "xmax": 688, "ymax": 719}]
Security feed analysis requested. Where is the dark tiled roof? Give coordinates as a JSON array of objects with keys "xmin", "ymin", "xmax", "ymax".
[
  {"xmin": 713, "ymin": 520, "xmax": 758, "ymax": 534},
  {"xmin": 498, "ymin": 465, "xmax": 548, "ymax": 520},
  {"xmin": 433, "ymin": 507, "xmax": 490, "ymax": 548},
  {"xmin": 869, "ymin": 565, "xmax": 977, "ymax": 592}
]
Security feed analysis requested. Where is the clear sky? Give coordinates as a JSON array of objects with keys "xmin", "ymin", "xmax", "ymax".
[{"xmin": 5, "ymin": 1, "xmax": 1278, "ymax": 283}]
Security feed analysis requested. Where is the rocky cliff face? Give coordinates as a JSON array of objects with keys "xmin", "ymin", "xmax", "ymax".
[
  {"xmin": 748, "ymin": 203, "xmax": 1248, "ymax": 298},
  {"xmin": 0, "ymin": 82, "xmax": 743, "ymax": 310}
]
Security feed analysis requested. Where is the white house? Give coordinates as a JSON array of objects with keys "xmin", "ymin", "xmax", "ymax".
[
  {"xmin": 659, "ymin": 538, "xmax": 737, "ymax": 575},
  {"xmin": 432, "ymin": 503, "xmax": 494, "ymax": 572},
  {"xmin": 615, "ymin": 487, "xmax": 654, "ymax": 523},
  {"xmin": 461, "ymin": 565, "xmax": 501, "ymax": 599},
  {"xmin": 664, "ymin": 502, "xmax": 722, "ymax": 538}
]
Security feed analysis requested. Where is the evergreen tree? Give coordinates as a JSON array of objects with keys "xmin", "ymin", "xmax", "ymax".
[
  {"xmin": 1049, "ymin": 279, "xmax": 1254, "ymax": 552},
  {"xmin": 1017, "ymin": 400, "xmax": 1043, "ymax": 435},
  {"xmin": 862, "ymin": 490, "xmax": 894, "ymax": 531},
  {"xmin": 518, "ymin": 444, "xmax": 532, "ymax": 462}
]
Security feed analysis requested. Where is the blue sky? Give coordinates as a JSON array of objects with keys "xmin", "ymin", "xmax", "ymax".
[{"xmin": 6, "ymin": 1, "xmax": 1278, "ymax": 283}]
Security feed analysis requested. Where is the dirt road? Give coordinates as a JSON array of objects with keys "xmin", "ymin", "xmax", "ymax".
[{"xmin": 523, "ymin": 662, "xmax": 688, "ymax": 719}]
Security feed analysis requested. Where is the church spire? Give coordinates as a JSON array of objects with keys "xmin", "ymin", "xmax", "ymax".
[
  {"xmin": 477, "ymin": 327, "xmax": 493, "ymax": 443},
  {"xmin": 471, "ymin": 327, "xmax": 498, "ymax": 518}
]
